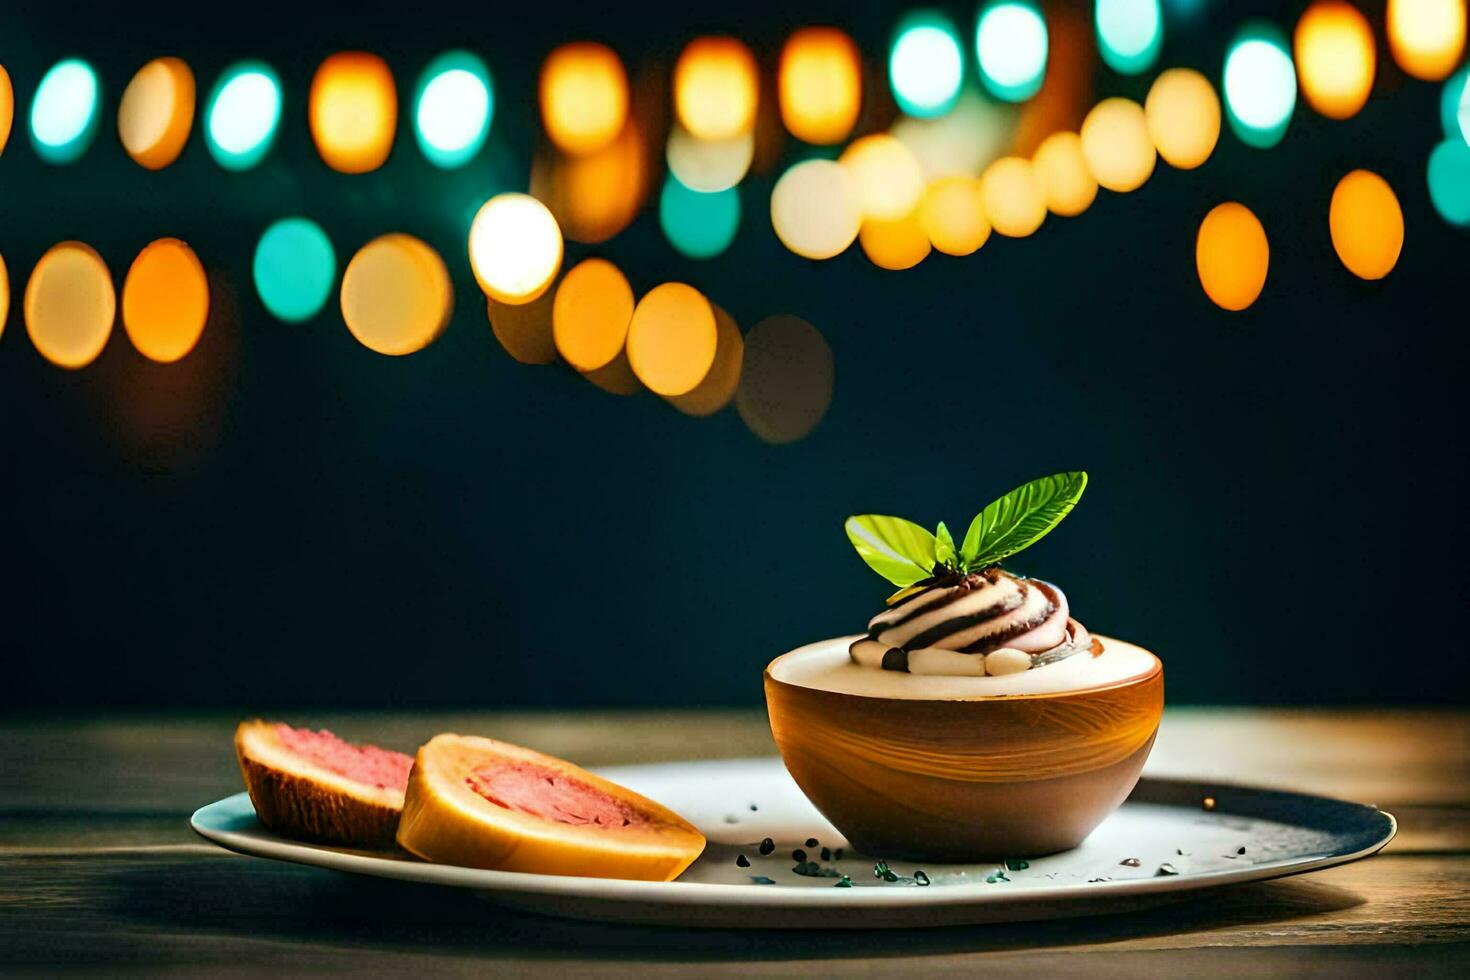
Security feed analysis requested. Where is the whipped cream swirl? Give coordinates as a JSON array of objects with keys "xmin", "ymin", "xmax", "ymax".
[{"xmin": 848, "ymin": 568, "xmax": 1095, "ymax": 676}]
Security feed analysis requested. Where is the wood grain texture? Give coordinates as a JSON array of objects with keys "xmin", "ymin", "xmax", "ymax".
[
  {"xmin": 765, "ymin": 662, "xmax": 1162, "ymax": 858},
  {"xmin": 1, "ymin": 709, "xmax": 1467, "ymax": 975}
]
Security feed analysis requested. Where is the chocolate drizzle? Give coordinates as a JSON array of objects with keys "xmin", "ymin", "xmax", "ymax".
[{"xmin": 850, "ymin": 567, "xmax": 1092, "ymax": 676}]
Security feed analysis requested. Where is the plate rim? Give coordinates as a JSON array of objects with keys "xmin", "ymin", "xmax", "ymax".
[{"xmin": 190, "ymin": 764, "xmax": 1397, "ymax": 910}]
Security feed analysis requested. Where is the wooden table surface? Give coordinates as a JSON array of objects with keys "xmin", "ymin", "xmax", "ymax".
[{"xmin": 3, "ymin": 708, "xmax": 1467, "ymax": 977}]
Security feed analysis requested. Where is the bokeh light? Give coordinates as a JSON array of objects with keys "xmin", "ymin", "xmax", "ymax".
[
  {"xmin": 1096, "ymin": 0, "xmax": 1164, "ymax": 75},
  {"xmin": 667, "ymin": 306, "xmax": 743, "ymax": 417},
  {"xmin": 24, "ymin": 241, "xmax": 114, "ymax": 368},
  {"xmin": 30, "ymin": 58, "xmax": 101, "ymax": 164},
  {"xmin": 468, "ymin": 193, "xmax": 564, "ymax": 304},
  {"xmin": 770, "ymin": 158, "xmax": 862, "ymax": 259},
  {"xmin": 919, "ymin": 176, "xmax": 991, "ymax": 255},
  {"xmin": 736, "ymin": 314, "xmax": 834, "ymax": 445},
  {"xmin": 205, "ymin": 61, "xmax": 282, "ymax": 171},
  {"xmin": 1440, "ymin": 65, "xmax": 1470, "ymax": 142},
  {"xmin": 860, "ymin": 211, "xmax": 932, "ymax": 270},
  {"xmin": 1032, "ymin": 131, "xmax": 1097, "ymax": 216},
  {"xmin": 531, "ymin": 120, "xmax": 648, "ymax": 244},
  {"xmin": 488, "ymin": 290, "xmax": 558, "ymax": 365},
  {"xmin": 1293, "ymin": 2, "xmax": 1375, "ymax": 121},
  {"xmin": 122, "ymin": 238, "xmax": 209, "ymax": 363},
  {"xmin": 975, "ymin": 1, "xmax": 1049, "ymax": 102},
  {"xmin": 253, "ymin": 218, "xmax": 336, "ymax": 323},
  {"xmin": 674, "ymin": 37, "xmax": 759, "ymax": 141},
  {"xmin": 779, "ymin": 27, "xmax": 862, "ymax": 144},
  {"xmin": 117, "ymin": 57, "xmax": 195, "ymax": 170},
  {"xmin": 340, "ymin": 234, "xmax": 452, "ymax": 356},
  {"xmin": 1145, "ymin": 68, "xmax": 1220, "ymax": 169},
  {"xmin": 840, "ymin": 134, "xmax": 926, "ymax": 221},
  {"xmin": 1224, "ymin": 26, "xmax": 1298, "ymax": 149},
  {"xmin": 0, "ymin": 252, "xmax": 9, "ymax": 339},
  {"xmin": 414, "ymin": 51, "xmax": 493, "ymax": 169},
  {"xmin": 666, "ymin": 125, "xmax": 752, "ymax": 191},
  {"xmin": 660, "ymin": 175, "xmax": 740, "ymax": 259},
  {"xmin": 1196, "ymin": 202, "xmax": 1269, "ymax": 311},
  {"xmin": 309, "ymin": 52, "xmax": 397, "ymax": 174},
  {"xmin": 553, "ymin": 257, "xmax": 634, "ymax": 372},
  {"xmin": 1328, "ymin": 170, "xmax": 1403, "ymax": 281},
  {"xmin": 890, "ymin": 11, "xmax": 965, "ymax": 118},
  {"xmin": 979, "ymin": 156, "xmax": 1046, "ymax": 237},
  {"xmin": 892, "ymin": 89, "xmax": 1016, "ymax": 178},
  {"xmin": 1387, "ymin": 0, "xmax": 1466, "ymax": 81},
  {"xmin": 1081, "ymin": 97, "xmax": 1156, "ymax": 192},
  {"xmin": 1427, "ymin": 138, "xmax": 1470, "ymax": 226},
  {"xmin": 540, "ymin": 42, "xmax": 628, "ymax": 156},
  {"xmin": 626, "ymin": 283, "xmax": 718, "ymax": 396},
  {"xmin": 1, "ymin": 65, "xmax": 12, "ymax": 156}
]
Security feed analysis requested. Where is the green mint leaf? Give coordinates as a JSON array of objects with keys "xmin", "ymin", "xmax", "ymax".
[
  {"xmin": 960, "ymin": 471, "xmax": 1088, "ymax": 569},
  {"xmin": 844, "ymin": 515, "xmax": 938, "ymax": 587},
  {"xmin": 934, "ymin": 521, "xmax": 957, "ymax": 568}
]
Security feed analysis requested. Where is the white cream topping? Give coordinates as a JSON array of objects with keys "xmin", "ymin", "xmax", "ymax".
[{"xmin": 773, "ymin": 635, "xmax": 1157, "ymax": 700}]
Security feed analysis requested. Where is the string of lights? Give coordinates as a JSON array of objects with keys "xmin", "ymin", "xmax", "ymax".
[{"xmin": 0, "ymin": 1, "xmax": 1466, "ymax": 449}]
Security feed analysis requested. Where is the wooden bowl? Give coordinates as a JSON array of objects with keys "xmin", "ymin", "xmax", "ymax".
[{"xmin": 764, "ymin": 636, "xmax": 1163, "ymax": 861}]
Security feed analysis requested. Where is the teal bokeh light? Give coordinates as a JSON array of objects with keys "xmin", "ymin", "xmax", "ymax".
[
  {"xmin": 206, "ymin": 61, "xmax": 283, "ymax": 171},
  {"xmin": 1223, "ymin": 25, "xmax": 1296, "ymax": 149},
  {"xmin": 253, "ymin": 218, "xmax": 337, "ymax": 322},
  {"xmin": 659, "ymin": 175, "xmax": 740, "ymax": 260},
  {"xmin": 1440, "ymin": 65, "xmax": 1469, "ymax": 145},
  {"xmin": 889, "ymin": 11, "xmax": 964, "ymax": 118},
  {"xmin": 1096, "ymin": 0, "xmax": 1163, "ymax": 76},
  {"xmin": 1427, "ymin": 139, "xmax": 1470, "ymax": 227},
  {"xmin": 975, "ymin": 0, "xmax": 1049, "ymax": 102},
  {"xmin": 29, "ymin": 58, "xmax": 101, "ymax": 164},
  {"xmin": 414, "ymin": 51, "xmax": 494, "ymax": 169}
]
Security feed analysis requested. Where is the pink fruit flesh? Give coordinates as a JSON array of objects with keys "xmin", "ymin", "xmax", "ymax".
[
  {"xmin": 274, "ymin": 724, "xmax": 413, "ymax": 791},
  {"xmin": 466, "ymin": 761, "xmax": 652, "ymax": 828}
]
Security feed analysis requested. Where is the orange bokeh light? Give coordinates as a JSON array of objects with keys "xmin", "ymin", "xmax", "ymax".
[
  {"xmin": 1081, "ymin": 97, "xmax": 1156, "ymax": 193},
  {"xmin": 1196, "ymin": 202, "xmax": 1269, "ymax": 311},
  {"xmin": 540, "ymin": 43, "xmax": 629, "ymax": 156},
  {"xmin": 553, "ymin": 257, "xmax": 634, "ymax": 372},
  {"xmin": 309, "ymin": 52, "xmax": 398, "ymax": 174},
  {"xmin": 532, "ymin": 119, "xmax": 648, "ymax": 244},
  {"xmin": 1145, "ymin": 68, "xmax": 1220, "ymax": 170},
  {"xmin": 340, "ymin": 234, "xmax": 452, "ymax": 355},
  {"xmin": 1032, "ymin": 131, "xmax": 1097, "ymax": 217},
  {"xmin": 779, "ymin": 27, "xmax": 862, "ymax": 145},
  {"xmin": 1329, "ymin": 170, "xmax": 1403, "ymax": 280},
  {"xmin": 674, "ymin": 37, "xmax": 759, "ymax": 141},
  {"xmin": 0, "ymin": 251, "xmax": 9, "ymax": 339},
  {"xmin": 1, "ymin": 64, "xmax": 13, "ymax": 156},
  {"xmin": 860, "ymin": 211, "xmax": 932, "ymax": 270},
  {"xmin": 118, "ymin": 57, "xmax": 195, "ymax": 170},
  {"xmin": 840, "ymin": 134, "xmax": 926, "ymax": 222},
  {"xmin": 25, "ymin": 241, "xmax": 115, "ymax": 369},
  {"xmin": 122, "ymin": 238, "xmax": 209, "ymax": 363},
  {"xmin": 980, "ymin": 157, "xmax": 1047, "ymax": 238},
  {"xmin": 1387, "ymin": 0, "xmax": 1466, "ymax": 81},
  {"xmin": 626, "ymin": 283, "xmax": 717, "ymax": 396},
  {"xmin": 919, "ymin": 176, "xmax": 990, "ymax": 256},
  {"xmin": 1294, "ymin": 2, "xmax": 1377, "ymax": 119}
]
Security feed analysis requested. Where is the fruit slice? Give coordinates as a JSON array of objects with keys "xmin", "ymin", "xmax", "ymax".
[
  {"xmin": 235, "ymin": 719, "xmax": 413, "ymax": 849},
  {"xmin": 396, "ymin": 733, "xmax": 706, "ymax": 881}
]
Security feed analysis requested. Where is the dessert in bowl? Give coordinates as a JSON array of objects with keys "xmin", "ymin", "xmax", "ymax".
[{"xmin": 765, "ymin": 472, "xmax": 1163, "ymax": 861}]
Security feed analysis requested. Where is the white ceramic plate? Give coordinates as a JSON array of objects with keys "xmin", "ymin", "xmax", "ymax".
[{"xmin": 191, "ymin": 757, "xmax": 1394, "ymax": 928}]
